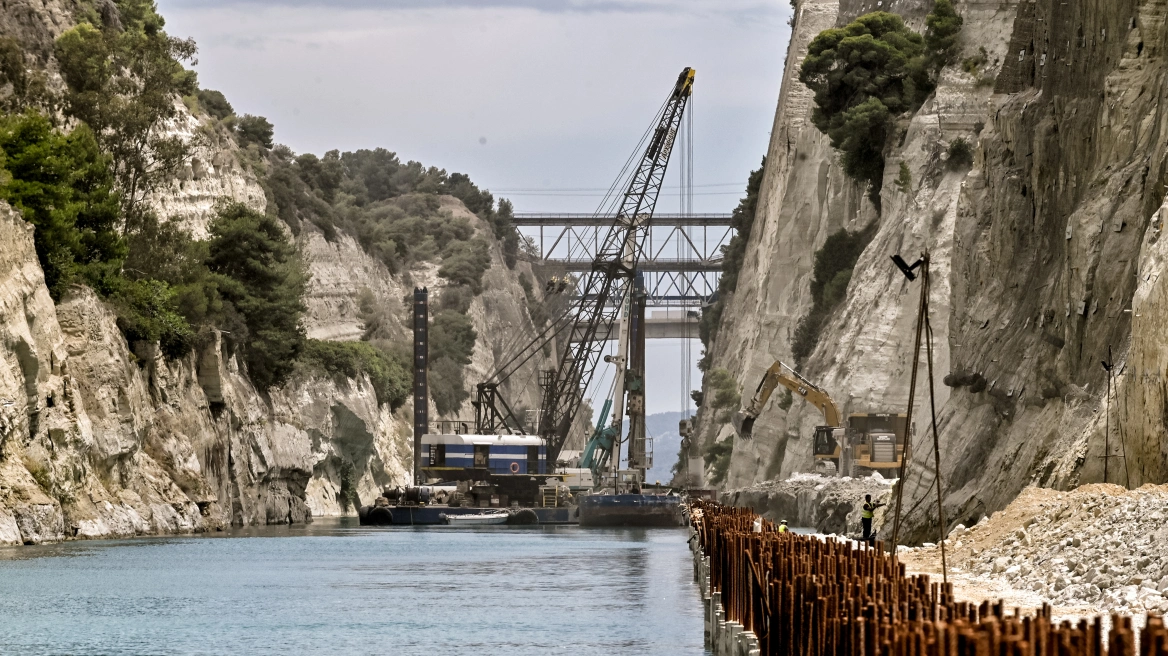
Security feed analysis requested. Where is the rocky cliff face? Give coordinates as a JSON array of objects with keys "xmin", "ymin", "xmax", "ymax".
[
  {"xmin": 700, "ymin": 0, "xmax": 1168, "ymax": 543},
  {"xmin": 0, "ymin": 200, "xmax": 411, "ymax": 544},
  {"xmin": 0, "ymin": 0, "xmax": 550, "ymax": 545},
  {"xmin": 0, "ymin": 183, "xmax": 547, "ymax": 547}
]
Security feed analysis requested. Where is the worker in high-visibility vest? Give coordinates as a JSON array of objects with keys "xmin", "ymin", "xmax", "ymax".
[
  {"xmin": 778, "ymin": 520, "xmax": 789, "ymax": 533},
  {"xmin": 861, "ymin": 494, "xmax": 884, "ymax": 543}
]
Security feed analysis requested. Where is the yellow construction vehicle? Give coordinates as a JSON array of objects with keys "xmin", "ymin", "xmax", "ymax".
[{"xmin": 733, "ymin": 362, "xmax": 910, "ymax": 476}]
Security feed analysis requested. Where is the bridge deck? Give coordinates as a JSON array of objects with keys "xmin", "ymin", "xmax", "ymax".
[{"xmin": 512, "ymin": 212, "xmax": 732, "ymax": 227}]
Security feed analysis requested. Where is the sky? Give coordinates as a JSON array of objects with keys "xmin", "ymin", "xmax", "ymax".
[{"xmin": 155, "ymin": 0, "xmax": 793, "ymax": 414}]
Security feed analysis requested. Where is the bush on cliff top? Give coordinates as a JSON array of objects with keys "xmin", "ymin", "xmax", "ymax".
[
  {"xmin": 799, "ymin": 12, "xmax": 933, "ymax": 207},
  {"xmin": 799, "ymin": 4, "xmax": 961, "ymax": 208}
]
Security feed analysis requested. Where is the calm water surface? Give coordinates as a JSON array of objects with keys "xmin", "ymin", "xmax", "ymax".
[{"xmin": 0, "ymin": 520, "xmax": 708, "ymax": 655}]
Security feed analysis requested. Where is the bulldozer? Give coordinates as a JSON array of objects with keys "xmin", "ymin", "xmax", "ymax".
[{"xmin": 733, "ymin": 361, "xmax": 910, "ymax": 476}]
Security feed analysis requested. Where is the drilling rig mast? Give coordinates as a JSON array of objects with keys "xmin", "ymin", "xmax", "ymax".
[
  {"xmin": 536, "ymin": 67, "xmax": 694, "ymax": 466},
  {"xmin": 472, "ymin": 67, "xmax": 695, "ymax": 471}
]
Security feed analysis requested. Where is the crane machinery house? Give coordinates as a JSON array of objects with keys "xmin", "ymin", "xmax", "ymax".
[{"xmin": 422, "ymin": 433, "xmax": 547, "ymax": 476}]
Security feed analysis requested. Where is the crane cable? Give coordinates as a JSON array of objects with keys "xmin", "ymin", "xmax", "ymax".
[{"xmin": 482, "ymin": 97, "xmax": 671, "ymax": 387}]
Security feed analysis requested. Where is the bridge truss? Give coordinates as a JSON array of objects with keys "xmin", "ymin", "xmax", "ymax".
[{"xmin": 513, "ymin": 212, "xmax": 734, "ymax": 307}]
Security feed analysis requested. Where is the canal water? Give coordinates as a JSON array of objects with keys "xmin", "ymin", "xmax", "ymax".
[{"xmin": 0, "ymin": 520, "xmax": 708, "ymax": 655}]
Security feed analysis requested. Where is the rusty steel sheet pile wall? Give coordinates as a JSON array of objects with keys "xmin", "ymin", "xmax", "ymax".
[{"xmin": 690, "ymin": 501, "xmax": 1168, "ymax": 656}]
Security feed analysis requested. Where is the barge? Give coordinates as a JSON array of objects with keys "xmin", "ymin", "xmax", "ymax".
[
  {"xmin": 358, "ymin": 433, "xmax": 578, "ymax": 526},
  {"xmin": 577, "ymin": 492, "xmax": 683, "ymax": 527},
  {"xmin": 361, "ymin": 503, "xmax": 576, "ymax": 526}
]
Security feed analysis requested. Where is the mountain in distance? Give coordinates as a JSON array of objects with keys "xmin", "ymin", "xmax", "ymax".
[{"xmin": 644, "ymin": 411, "xmax": 693, "ymax": 486}]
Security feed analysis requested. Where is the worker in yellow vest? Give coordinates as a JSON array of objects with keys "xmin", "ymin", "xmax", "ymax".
[
  {"xmin": 861, "ymin": 494, "xmax": 884, "ymax": 543},
  {"xmin": 778, "ymin": 520, "xmax": 789, "ymax": 533}
]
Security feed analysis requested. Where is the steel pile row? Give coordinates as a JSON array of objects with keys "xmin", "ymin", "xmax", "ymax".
[{"xmin": 690, "ymin": 501, "xmax": 1168, "ymax": 656}]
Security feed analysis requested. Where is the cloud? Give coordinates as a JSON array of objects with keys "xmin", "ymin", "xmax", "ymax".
[
  {"xmin": 158, "ymin": 0, "xmax": 791, "ymax": 218},
  {"xmin": 164, "ymin": 0, "xmax": 781, "ymax": 19}
]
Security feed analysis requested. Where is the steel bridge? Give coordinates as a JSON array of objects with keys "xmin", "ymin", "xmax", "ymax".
[
  {"xmin": 514, "ymin": 212, "xmax": 734, "ymax": 307},
  {"xmin": 569, "ymin": 309, "xmax": 701, "ymax": 343}
]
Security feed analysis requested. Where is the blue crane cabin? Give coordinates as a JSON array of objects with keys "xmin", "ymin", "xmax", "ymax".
[{"xmin": 421, "ymin": 434, "xmax": 547, "ymax": 476}]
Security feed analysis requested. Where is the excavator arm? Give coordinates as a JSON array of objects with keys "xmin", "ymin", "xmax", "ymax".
[{"xmin": 733, "ymin": 362, "xmax": 841, "ymax": 439}]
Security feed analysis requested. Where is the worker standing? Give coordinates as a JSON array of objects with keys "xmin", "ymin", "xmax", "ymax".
[
  {"xmin": 778, "ymin": 520, "xmax": 789, "ymax": 533},
  {"xmin": 861, "ymin": 494, "xmax": 883, "ymax": 543}
]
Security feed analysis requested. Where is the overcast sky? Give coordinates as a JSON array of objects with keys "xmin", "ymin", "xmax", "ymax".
[{"xmin": 156, "ymin": 0, "xmax": 793, "ymax": 416}]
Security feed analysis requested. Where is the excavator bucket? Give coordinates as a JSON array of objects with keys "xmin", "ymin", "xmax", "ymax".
[{"xmin": 733, "ymin": 412, "xmax": 755, "ymax": 439}]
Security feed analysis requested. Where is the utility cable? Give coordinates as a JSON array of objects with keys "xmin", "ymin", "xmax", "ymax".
[
  {"xmin": 1116, "ymin": 364, "xmax": 1131, "ymax": 487},
  {"xmin": 924, "ymin": 264, "xmax": 948, "ymax": 585}
]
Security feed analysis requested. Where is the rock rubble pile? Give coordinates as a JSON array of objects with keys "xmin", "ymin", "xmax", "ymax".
[
  {"xmin": 910, "ymin": 484, "xmax": 1168, "ymax": 615},
  {"xmin": 723, "ymin": 472, "xmax": 895, "ymax": 535}
]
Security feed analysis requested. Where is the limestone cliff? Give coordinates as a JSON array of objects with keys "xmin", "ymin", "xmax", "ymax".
[
  {"xmin": 0, "ymin": 200, "xmax": 408, "ymax": 544},
  {"xmin": 699, "ymin": 0, "xmax": 1168, "ymax": 543},
  {"xmin": 0, "ymin": 0, "xmax": 550, "ymax": 545}
]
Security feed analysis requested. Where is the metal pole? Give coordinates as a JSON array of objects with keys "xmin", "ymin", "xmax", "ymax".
[{"xmin": 891, "ymin": 255, "xmax": 928, "ymax": 555}]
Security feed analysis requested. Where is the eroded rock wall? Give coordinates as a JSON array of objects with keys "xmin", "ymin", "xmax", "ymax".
[
  {"xmin": 0, "ymin": 201, "xmax": 415, "ymax": 544},
  {"xmin": 702, "ymin": 0, "xmax": 1168, "ymax": 543},
  {"xmin": 0, "ymin": 0, "xmax": 551, "ymax": 546}
]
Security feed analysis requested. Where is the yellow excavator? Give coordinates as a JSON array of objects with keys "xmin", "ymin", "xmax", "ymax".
[{"xmin": 733, "ymin": 361, "xmax": 909, "ymax": 476}]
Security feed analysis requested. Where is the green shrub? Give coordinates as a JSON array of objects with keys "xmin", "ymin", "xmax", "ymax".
[
  {"xmin": 196, "ymin": 89, "xmax": 233, "ymax": 120},
  {"xmin": 707, "ymin": 368, "xmax": 740, "ymax": 411},
  {"xmin": 925, "ymin": 0, "xmax": 964, "ymax": 66},
  {"xmin": 800, "ymin": 4, "xmax": 960, "ymax": 207},
  {"xmin": 235, "ymin": 114, "xmax": 273, "ymax": 150},
  {"xmin": 101, "ymin": 276, "xmax": 194, "ymax": 359},
  {"xmin": 946, "ymin": 138, "xmax": 974, "ymax": 170},
  {"xmin": 494, "ymin": 199, "xmax": 519, "ymax": 269},
  {"xmin": 777, "ymin": 389, "xmax": 794, "ymax": 411},
  {"xmin": 430, "ymin": 357, "xmax": 468, "ymax": 416},
  {"xmin": 704, "ymin": 438, "xmax": 734, "ymax": 486},
  {"xmin": 0, "ymin": 112, "xmax": 124, "ymax": 300},
  {"xmin": 206, "ymin": 202, "xmax": 307, "ymax": 389},
  {"xmin": 962, "ymin": 47, "xmax": 988, "ymax": 76},
  {"xmin": 295, "ymin": 150, "xmax": 344, "ymax": 203},
  {"xmin": 438, "ymin": 239, "xmax": 491, "ymax": 293},
  {"xmin": 800, "ymin": 13, "xmax": 932, "ymax": 205},
  {"xmin": 300, "ymin": 339, "xmax": 410, "ymax": 408},
  {"xmin": 895, "ymin": 161, "xmax": 912, "ymax": 194},
  {"xmin": 691, "ymin": 389, "xmax": 704, "ymax": 408},
  {"xmin": 791, "ymin": 225, "xmax": 876, "ymax": 366},
  {"xmin": 438, "ymin": 285, "xmax": 474, "ymax": 314},
  {"xmin": 430, "ymin": 310, "xmax": 476, "ymax": 365},
  {"xmin": 427, "ymin": 310, "xmax": 478, "ymax": 416},
  {"xmin": 110, "ymin": 0, "xmax": 167, "ymax": 34},
  {"xmin": 55, "ymin": 20, "xmax": 199, "ymax": 220},
  {"xmin": 263, "ymin": 151, "xmax": 337, "ymax": 239}
]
